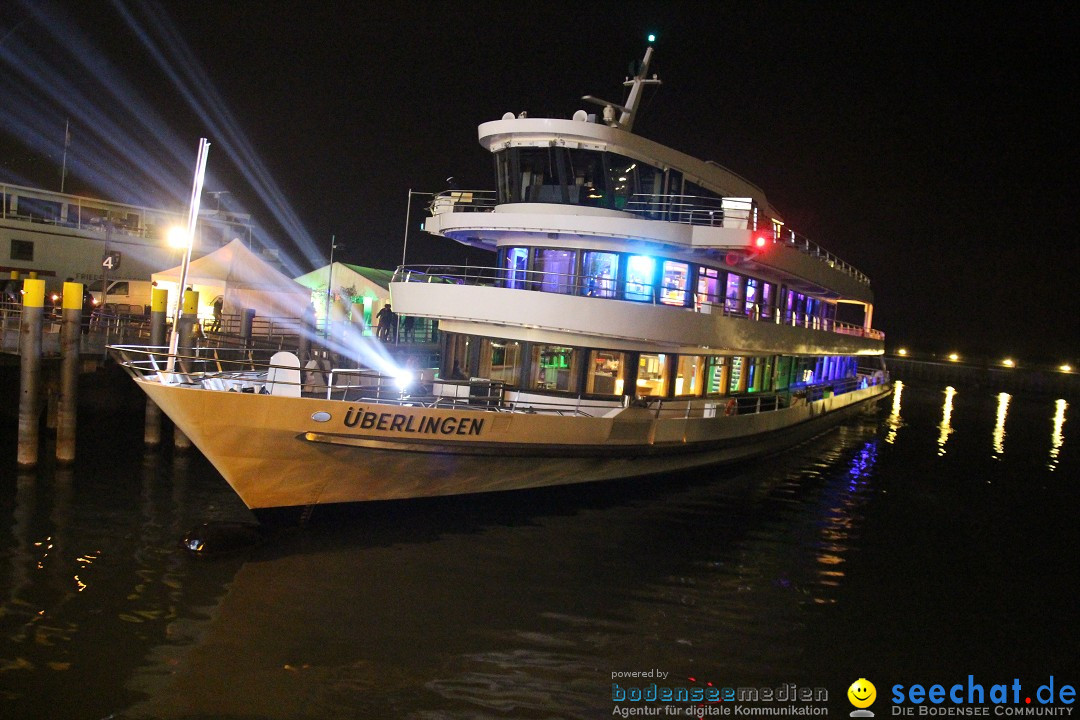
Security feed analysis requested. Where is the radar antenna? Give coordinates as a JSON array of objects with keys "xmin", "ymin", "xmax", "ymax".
[{"xmin": 582, "ymin": 45, "xmax": 662, "ymax": 133}]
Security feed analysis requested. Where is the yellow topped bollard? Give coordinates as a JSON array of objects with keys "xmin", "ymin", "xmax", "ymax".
[
  {"xmin": 22, "ymin": 278, "xmax": 44, "ymax": 307},
  {"xmin": 57, "ymin": 281, "xmax": 84, "ymax": 463},
  {"xmin": 183, "ymin": 288, "xmax": 199, "ymax": 315},
  {"xmin": 62, "ymin": 281, "xmax": 84, "ymax": 310},
  {"xmin": 18, "ymin": 278, "xmax": 46, "ymax": 467},
  {"xmin": 151, "ymin": 286, "xmax": 168, "ymax": 313},
  {"xmin": 9, "ymin": 270, "xmax": 18, "ymax": 280}
]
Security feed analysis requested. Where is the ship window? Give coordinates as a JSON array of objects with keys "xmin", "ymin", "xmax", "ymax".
[
  {"xmin": 502, "ymin": 247, "xmax": 529, "ymax": 289},
  {"xmin": 675, "ymin": 355, "xmax": 705, "ymax": 397},
  {"xmin": 725, "ymin": 273, "xmax": 744, "ymax": 313},
  {"xmin": 566, "ymin": 149, "xmax": 608, "ymax": 208},
  {"xmin": 660, "ymin": 260, "xmax": 689, "ymax": 307},
  {"xmin": 637, "ymin": 353, "xmax": 668, "ymax": 396},
  {"xmin": 761, "ymin": 282, "xmax": 774, "ymax": 320},
  {"xmin": 746, "ymin": 278, "xmax": 759, "ymax": 317},
  {"xmin": 705, "ymin": 356, "xmax": 728, "ymax": 396},
  {"xmin": 624, "ymin": 255, "xmax": 655, "ymax": 303},
  {"xmin": 696, "ymin": 267, "xmax": 721, "ymax": 312},
  {"xmin": 479, "ymin": 339, "xmax": 522, "ymax": 386},
  {"xmin": 729, "ymin": 356, "xmax": 746, "ymax": 393},
  {"xmin": 531, "ymin": 345, "xmax": 579, "ymax": 391},
  {"xmin": 586, "ymin": 350, "xmax": 626, "ymax": 396},
  {"xmin": 10, "ymin": 239, "xmax": 33, "ymax": 261},
  {"xmin": 581, "ymin": 251, "xmax": 618, "ymax": 298},
  {"xmin": 535, "ymin": 249, "xmax": 576, "ymax": 294},
  {"xmin": 608, "ymin": 155, "xmax": 638, "ymax": 210}
]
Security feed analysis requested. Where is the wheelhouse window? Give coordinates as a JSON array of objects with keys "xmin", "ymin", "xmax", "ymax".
[
  {"xmin": 624, "ymin": 255, "xmax": 655, "ymax": 303},
  {"xmin": 535, "ymin": 249, "xmax": 576, "ymax": 294},
  {"xmin": 581, "ymin": 251, "xmax": 618, "ymax": 298},
  {"xmin": 725, "ymin": 273, "xmax": 744, "ymax": 313},
  {"xmin": 531, "ymin": 345, "xmax": 579, "ymax": 391},
  {"xmin": 637, "ymin": 353, "xmax": 668, "ymax": 396},
  {"xmin": 659, "ymin": 260, "xmax": 689, "ymax": 307},
  {"xmin": 587, "ymin": 350, "xmax": 626, "ymax": 395},
  {"xmin": 502, "ymin": 247, "xmax": 529, "ymax": 289},
  {"xmin": 675, "ymin": 355, "xmax": 705, "ymax": 397}
]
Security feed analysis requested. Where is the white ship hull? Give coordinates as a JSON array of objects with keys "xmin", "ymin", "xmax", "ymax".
[{"xmin": 138, "ymin": 377, "xmax": 890, "ymax": 512}]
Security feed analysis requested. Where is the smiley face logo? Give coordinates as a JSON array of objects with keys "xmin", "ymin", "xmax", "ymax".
[{"xmin": 848, "ymin": 678, "xmax": 877, "ymax": 709}]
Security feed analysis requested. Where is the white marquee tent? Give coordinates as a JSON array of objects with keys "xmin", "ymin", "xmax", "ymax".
[{"xmin": 153, "ymin": 239, "xmax": 313, "ymax": 320}]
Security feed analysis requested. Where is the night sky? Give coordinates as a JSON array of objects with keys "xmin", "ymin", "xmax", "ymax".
[{"xmin": 1, "ymin": 2, "xmax": 1076, "ymax": 363}]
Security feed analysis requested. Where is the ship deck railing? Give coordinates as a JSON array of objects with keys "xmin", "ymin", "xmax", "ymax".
[
  {"xmin": 109, "ymin": 346, "xmax": 889, "ymax": 420},
  {"xmin": 393, "ymin": 265, "xmax": 885, "ymax": 341},
  {"xmin": 426, "ymin": 189, "xmax": 869, "ymax": 285}
]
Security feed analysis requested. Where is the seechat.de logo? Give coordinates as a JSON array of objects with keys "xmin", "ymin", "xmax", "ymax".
[{"xmin": 849, "ymin": 678, "xmax": 877, "ymax": 717}]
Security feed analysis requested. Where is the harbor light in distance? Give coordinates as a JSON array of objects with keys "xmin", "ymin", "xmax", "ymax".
[
  {"xmin": 1061, "ymin": 364, "xmax": 1073, "ymax": 373},
  {"xmin": 1002, "ymin": 358, "xmax": 1015, "ymax": 368},
  {"xmin": 948, "ymin": 353, "xmax": 960, "ymax": 362},
  {"xmin": 897, "ymin": 348, "xmax": 908, "ymax": 356}
]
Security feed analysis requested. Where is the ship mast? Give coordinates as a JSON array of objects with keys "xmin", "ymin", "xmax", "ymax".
[{"xmin": 582, "ymin": 44, "xmax": 662, "ymax": 133}]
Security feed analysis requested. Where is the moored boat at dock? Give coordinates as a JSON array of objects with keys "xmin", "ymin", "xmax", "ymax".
[{"xmin": 112, "ymin": 43, "xmax": 890, "ymax": 515}]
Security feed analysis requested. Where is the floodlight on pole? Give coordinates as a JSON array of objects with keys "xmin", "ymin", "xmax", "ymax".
[{"xmin": 166, "ymin": 138, "xmax": 211, "ymax": 374}]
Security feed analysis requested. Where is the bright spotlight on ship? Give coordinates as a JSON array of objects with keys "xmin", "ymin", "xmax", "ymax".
[
  {"xmin": 167, "ymin": 225, "xmax": 189, "ymax": 248},
  {"xmin": 394, "ymin": 369, "xmax": 414, "ymax": 391}
]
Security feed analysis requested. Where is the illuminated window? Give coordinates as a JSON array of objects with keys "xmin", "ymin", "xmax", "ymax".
[
  {"xmin": 660, "ymin": 260, "xmax": 689, "ymax": 306},
  {"xmin": 725, "ymin": 273, "xmax": 743, "ymax": 313},
  {"xmin": 675, "ymin": 355, "xmax": 705, "ymax": 396},
  {"xmin": 531, "ymin": 345, "xmax": 578, "ymax": 391},
  {"xmin": 705, "ymin": 356, "xmax": 729, "ymax": 396},
  {"xmin": 637, "ymin": 353, "xmax": 668, "ymax": 396},
  {"xmin": 535, "ymin": 249, "xmax": 576, "ymax": 294},
  {"xmin": 696, "ymin": 267, "xmax": 721, "ymax": 312},
  {"xmin": 745, "ymin": 278, "xmax": 759, "ymax": 317},
  {"xmin": 625, "ymin": 255, "xmax": 655, "ymax": 302},
  {"xmin": 729, "ymin": 356, "xmax": 746, "ymax": 393},
  {"xmin": 479, "ymin": 339, "xmax": 522, "ymax": 385},
  {"xmin": 581, "ymin": 251, "xmax": 618, "ymax": 298},
  {"xmin": 503, "ymin": 247, "xmax": 529, "ymax": 289},
  {"xmin": 586, "ymin": 350, "xmax": 627, "ymax": 395}
]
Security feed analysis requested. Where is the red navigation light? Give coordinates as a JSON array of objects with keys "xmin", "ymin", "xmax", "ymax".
[{"xmin": 754, "ymin": 236, "xmax": 768, "ymax": 249}]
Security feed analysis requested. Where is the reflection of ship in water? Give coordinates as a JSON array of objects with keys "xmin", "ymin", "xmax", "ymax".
[{"xmin": 120, "ymin": 416, "xmax": 884, "ymax": 719}]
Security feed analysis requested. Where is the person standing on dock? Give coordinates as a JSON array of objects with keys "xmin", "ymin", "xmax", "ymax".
[{"xmin": 208, "ymin": 296, "xmax": 223, "ymax": 332}]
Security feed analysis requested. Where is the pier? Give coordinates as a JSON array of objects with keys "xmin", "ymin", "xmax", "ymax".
[
  {"xmin": 886, "ymin": 355, "xmax": 1078, "ymax": 397},
  {"xmin": 3, "ymin": 284, "xmax": 438, "ymax": 467}
]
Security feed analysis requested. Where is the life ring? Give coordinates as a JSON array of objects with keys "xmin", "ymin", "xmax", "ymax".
[{"xmin": 724, "ymin": 398, "xmax": 738, "ymax": 416}]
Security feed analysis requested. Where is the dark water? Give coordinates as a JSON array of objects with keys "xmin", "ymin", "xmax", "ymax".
[{"xmin": 0, "ymin": 381, "xmax": 1076, "ymax": 719}]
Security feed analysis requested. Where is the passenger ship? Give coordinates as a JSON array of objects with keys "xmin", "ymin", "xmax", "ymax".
[{"xmin": 114, "ymin": 45, "xmax": 889, "ymax": 515}]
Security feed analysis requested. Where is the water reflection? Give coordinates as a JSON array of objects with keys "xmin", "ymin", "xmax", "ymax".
[
  {"xmin": 992, "ymin": 392, "xmax": 1011, "ymax": 459},
  {"xmin": 884, "ymin": 380, "xmax": 904, "ymax": 444},
  {"xmin": 937, "ymin": 386, "xmax": 957, "ymax": 456},
  {"xmin": 1049, "ymin": 399, "xmax": 1067, "ymax": 472}
]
